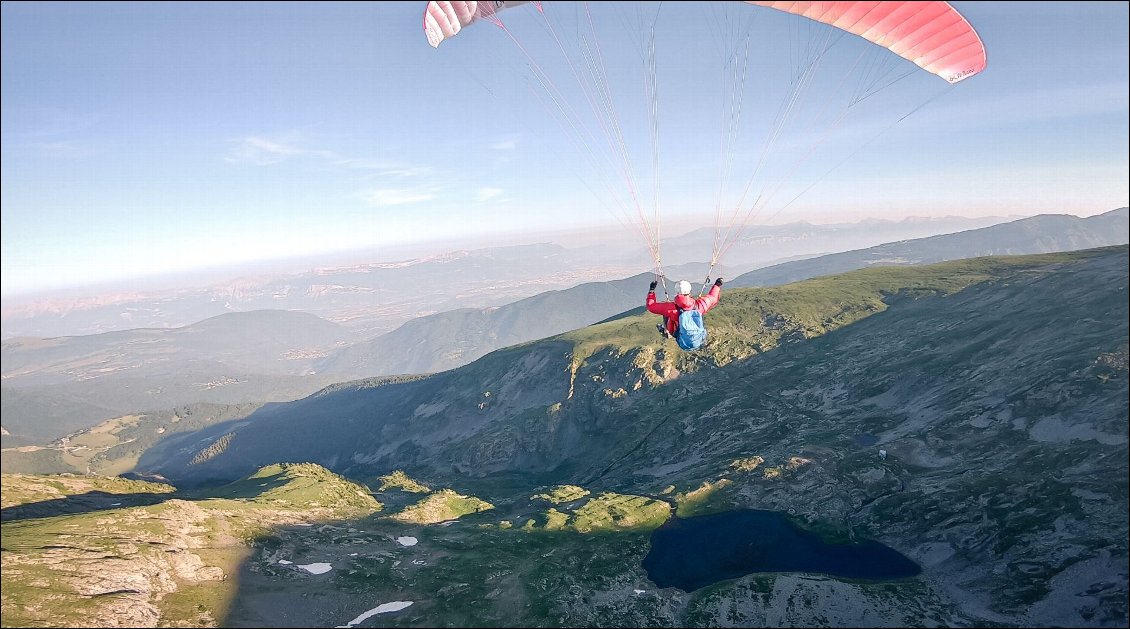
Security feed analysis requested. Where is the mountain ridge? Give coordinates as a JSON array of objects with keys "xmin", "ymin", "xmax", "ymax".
[
  {"xmin": 317, "ymin": 208, "xmax": 1130, "ymax": 380},
  {"xmin": 5, "ymin": 209, "xmax": 1125, "ymax": 449},
  {"xmin": 0, "ymin": 214, "xmax": 1044, "ymax": 341},
  {"xmin": 146, "ymin": 246, "xmax": 1127, "ymax": 486}
]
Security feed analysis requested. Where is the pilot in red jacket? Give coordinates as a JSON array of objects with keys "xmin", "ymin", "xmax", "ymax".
[{"xmin": 646, "ymin": 278, "xmax": 722, "ymax": 337}]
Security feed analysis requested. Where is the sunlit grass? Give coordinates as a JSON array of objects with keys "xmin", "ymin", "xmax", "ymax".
[{"xmin": 389, "ymin": 488, "xmax": 494, "ymax": 524}]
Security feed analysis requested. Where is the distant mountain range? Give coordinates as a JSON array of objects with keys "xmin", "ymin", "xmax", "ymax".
[
  {"xmin": 0, "ymin": 242, "xmax": 636, "ymax": 340},
  {"xmin": 319, "ymin": 208, "xmax": 1129, "ymax": 379},
  {"xmin": 0, "ymin": 311, "xmax": 353, "ymax": 446},
  {"xmin": 3, "ymin": 209, "xmax": 1125, "ymax": 447},
  {"xmin": 663, "ymin": 213, "xmax": 1019, "ymax": 267},
  {"xmin": 728, "ymin": 207, "xmax": 1129, "ymax": 288},
  {"xmin": 0, "ymin": 215, "xmax": 1024, "ymax": 341},
  {"xmin": 314, "ymin": 260, "xmax": 728, "ymax": 379}
]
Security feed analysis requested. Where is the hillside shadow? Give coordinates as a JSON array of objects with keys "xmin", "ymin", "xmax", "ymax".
[
  {"xmin": 594, "ymin": 305, "xmax": 647, "ymax": 325},
  {"xmin": 0, "ymin": 489, "xmax": 173, "ymax": 522},
  {"xmin": 0, "ymin": 469, "xmax": 297, "ymax": 523},
  {"xmin": 217, "ymin": 494, "xmax": 634, "ymax": 628},
  {"xmin": 221, "ymin": 510, "xmax": 416, "ymax": 627},
  {"xmin": 181, "ymin": 468, "xmax": 295, "ymax": 501}
]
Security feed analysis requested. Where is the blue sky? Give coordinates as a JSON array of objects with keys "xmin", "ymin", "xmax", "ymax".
[{"xmin": 2, "ymin": 1, "xmax": 1128, "ymax": 298}]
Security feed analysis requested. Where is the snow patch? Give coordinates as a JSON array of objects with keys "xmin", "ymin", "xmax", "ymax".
[{"xmin": 337, "ymin": 601, "xmax": 414, "ymax": 627}]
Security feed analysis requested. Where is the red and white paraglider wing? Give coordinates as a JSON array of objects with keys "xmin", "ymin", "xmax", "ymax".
[
  {"xmin": 745, "ymin": 1, "xmax": 987, "ymax": 83},
  {"xmin": 423, "ymin": 1, "xmax": 531, "ymax": 48}
]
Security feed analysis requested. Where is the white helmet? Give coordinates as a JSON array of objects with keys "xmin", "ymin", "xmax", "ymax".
[{"xmin": 676, "ymin": 280, "xmax": 692, "ymax": 295}]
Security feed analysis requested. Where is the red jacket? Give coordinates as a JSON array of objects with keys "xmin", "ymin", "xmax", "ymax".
[{"xmin": 647, "ymin": 285, "xmax": 721, "ymax": 337}]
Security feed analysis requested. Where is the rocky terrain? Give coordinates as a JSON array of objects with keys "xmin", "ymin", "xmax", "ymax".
[{"xmin": 2, "ymin": 246, "xmax": 1126, "ymax": 627}]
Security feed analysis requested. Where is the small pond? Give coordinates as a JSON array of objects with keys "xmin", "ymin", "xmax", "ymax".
[{"xmin": 642, "ymin": 509, "xmax": 920, "ymax": 592}]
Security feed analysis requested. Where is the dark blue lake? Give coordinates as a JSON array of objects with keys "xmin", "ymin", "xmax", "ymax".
[{"xmin": 642, "ymin": 509, "xmax": 920, "ymax": 592}]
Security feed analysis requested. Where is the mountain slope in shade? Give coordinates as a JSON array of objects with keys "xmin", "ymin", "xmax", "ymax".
[
  {"xmin": 316, "ymin": 261, "xmax": 726, "ymax": 379},
  {"xmin": 145, "ymin": 246, "xmax": 1129, "ymax": 482},
  {"xmin": 0, "ymin": 310, "xmax": 355, "ymax": 446},
  {"xmin": 0, "ymin": 384, "xmax": 121, "ymax": 448},
  {"xmin": 0, "ymin": 401, "xmax": 265, "ymax": 475},
  {"xmin": 136, "ymin": 246, "xmax": 1128, "ymax": 627}
]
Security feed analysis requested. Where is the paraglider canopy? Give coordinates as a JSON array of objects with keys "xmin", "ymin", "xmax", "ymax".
[
  {"xmin": 745, "ymin": 2, "xmax": 986, "ymax": 84},
  {"xmin": 424, "ymin": 1, "xmax": 530, "ymax": 48},
  {"xmin": 421, "ymin": 1, "xmax": 987, "ymax": 287},
  {"xmin": 425, "ymin": 1, "xmax": 985, "ymax": 83}
]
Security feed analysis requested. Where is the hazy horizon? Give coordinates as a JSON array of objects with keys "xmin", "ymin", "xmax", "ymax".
[{"xmin": 0, "ymin": 210, "xmax": 1053, "ymax": 305}]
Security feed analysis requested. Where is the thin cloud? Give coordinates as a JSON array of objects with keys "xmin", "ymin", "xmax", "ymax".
[
  {"xmin": 336, "ymin": 161, "xmax": 434, "ymax": 179},
  {"xmin": 491, "ymin": 137, "xmax": 518, "ymax": 150},
  {"xmin": 360, "ymin": 188, "xmax": 435, "ymax": 206},
  {"xmin": 227, "ymin": 134, "xmax": 442, "ymax": 203},
  {"xmin": 224, "ymin": 136, "xmax": 336, "ymax": 165},
  {"xmin": 375, "ymin": 166, "xmax": 434, "ymax": 178},
  {"xmin": 226, "ymin": 137, "xmax": 433, "ymax": 180},
  {"xmin": 0, "ymin": 108, "xmax": 99, "ymax": 159},
  {"xmin": 33, "ymin": 141, "xmax": 98, "ymax": 159},
  {"xmin": 476, "ymin": 187, "xmax": 504, "ymax": 202}
]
